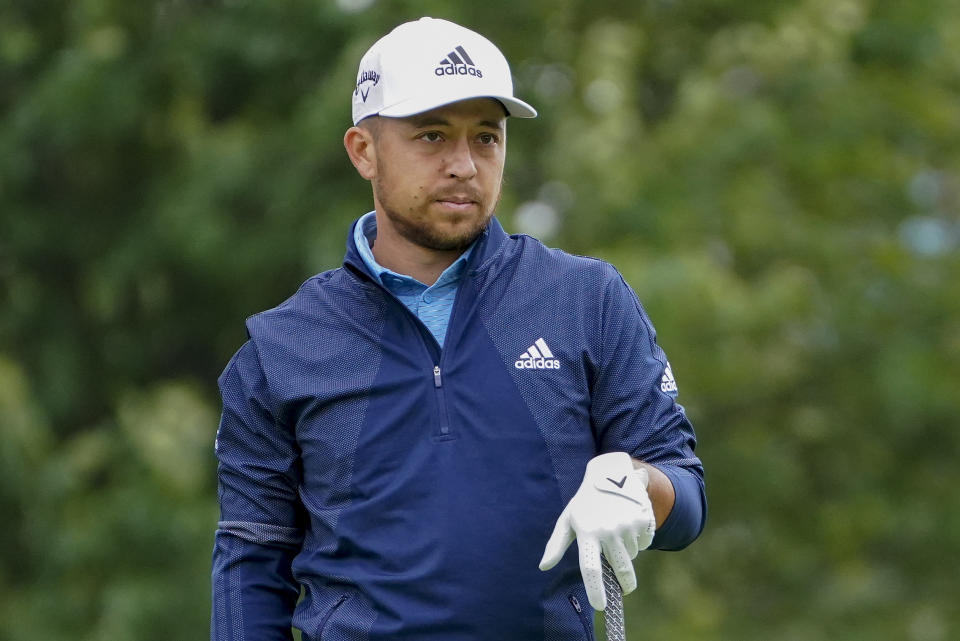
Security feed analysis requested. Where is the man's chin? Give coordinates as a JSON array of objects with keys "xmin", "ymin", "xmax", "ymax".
[
  {"xmin": 419, "ymin": 231, "xmax": 482, "ymax": 252},
  {"xmin": 410, "ymin": 220, "xmax": 489, "ymax": 252},
  {"xmin": 380, "ymin": 200, "xmax": 493, "ymax": 253}
]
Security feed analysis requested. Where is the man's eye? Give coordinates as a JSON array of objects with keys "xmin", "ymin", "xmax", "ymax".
[
  {"xmin": 420, "ymin": 132, "xmax": 443, "ymax": 142},
  {"xmin": 478, "ymin": 133, "xmax": 499, "ymax": 145}
]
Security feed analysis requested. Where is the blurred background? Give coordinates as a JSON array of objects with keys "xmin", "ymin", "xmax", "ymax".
[{"xmin": 1, "ymin": 0, "xmax": 958, "ymax": 639}]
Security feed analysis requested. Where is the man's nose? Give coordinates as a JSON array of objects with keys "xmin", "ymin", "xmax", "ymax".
[{"xmin": 444, "ymin": 136, "xmax": 478, "ymax": 180}]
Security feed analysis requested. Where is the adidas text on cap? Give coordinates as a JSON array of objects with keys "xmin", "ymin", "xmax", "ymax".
[{"xmin": 352, "ymin": 17, "xmax": 537, "ymax": 125}]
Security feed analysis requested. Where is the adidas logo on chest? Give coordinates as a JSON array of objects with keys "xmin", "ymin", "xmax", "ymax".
[{"xmin": 515, "ymin": 338, "xmax": 560, "ymax": 370}]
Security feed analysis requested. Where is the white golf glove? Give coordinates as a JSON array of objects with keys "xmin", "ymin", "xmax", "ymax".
[{"xmin": 538, "ymin": 452, "xmax": 656, "ymax": 611}]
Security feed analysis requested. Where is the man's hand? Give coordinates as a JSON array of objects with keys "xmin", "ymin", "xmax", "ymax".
[{"xmin": 538, "ymin": 452, "xmax": 656, "ymax": 611}]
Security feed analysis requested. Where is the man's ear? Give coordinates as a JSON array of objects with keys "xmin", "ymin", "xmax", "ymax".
[{"xmin": 344, "ymin": 125, "xmax": 377, "ymax": 180}]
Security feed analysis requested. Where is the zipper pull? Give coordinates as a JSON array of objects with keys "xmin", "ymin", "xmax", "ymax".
[
  {"xmin": 433, "ymin": 365, "xmax": 442, "ymax": 387},
  {"xmin": 569, "ymin": 594, "xmax": 582, "ymax": 613}
]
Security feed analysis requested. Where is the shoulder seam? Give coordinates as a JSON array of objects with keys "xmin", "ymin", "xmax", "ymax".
[
  {"xmin": 245, "ymin": 268, "xmax": 344, "ymax": 323},
  {"xmin": 241, "ymin": 339, "xmax": 286, "ymax": 431}
]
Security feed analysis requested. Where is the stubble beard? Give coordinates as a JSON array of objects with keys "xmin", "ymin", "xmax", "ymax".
[{"xmin": 373, "ymin": 169, "xmax": 501, "ymax": 253}]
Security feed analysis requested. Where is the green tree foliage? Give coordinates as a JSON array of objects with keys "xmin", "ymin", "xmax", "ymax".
[{"xmin": 1, "ymin": 0, "xmax": 958, "ymax": 639}]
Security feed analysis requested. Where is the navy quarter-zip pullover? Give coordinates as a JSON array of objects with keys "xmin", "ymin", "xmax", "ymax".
[{"xmin": 212, "ymin": 217, "xmax": 706, "ymax": 641}]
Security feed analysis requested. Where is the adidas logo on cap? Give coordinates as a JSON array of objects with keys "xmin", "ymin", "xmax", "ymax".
[
  {"xmin": 435, "ymin": 45, "xmax": 484, "ymax": 77},
  {"xmin": 515, "ymin": 338, "xmax": 560, "ymax": 370}
]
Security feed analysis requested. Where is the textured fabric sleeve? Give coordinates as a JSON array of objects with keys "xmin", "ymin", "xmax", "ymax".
[
  {"xmin": 211, "ymin": 340, "xmax": 304, "ymax": 641},
  {"xmin": 591, "ymin": 266, "xmax": 706, "ymax": 551}
]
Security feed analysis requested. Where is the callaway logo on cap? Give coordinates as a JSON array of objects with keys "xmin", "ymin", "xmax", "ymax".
[{"xmin": 352, "ymin": 17, "xmax": 537, "ymax": 125}]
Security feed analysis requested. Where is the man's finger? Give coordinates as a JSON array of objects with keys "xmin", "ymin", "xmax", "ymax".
[
  {"xmin": 602, "ymin": 537, "xmax": 637, "ymax": 594},
  {"xmin": 539, "ymin": 507, "xmax": 575, "ymax": 571},
  {"xmin": 623, "ymin": 530, "xmax": 639, "ymax": 559},
  {"xmin": 637, "ymin": 514, "xmax": 656, "ymax": 551},
  {"xmin": 632, "ymin": 465, "xmax": 649, "ymax": 489},
  {"xmin": 578, "ymin": 536, "xmax": 606, "ymax": 611}
]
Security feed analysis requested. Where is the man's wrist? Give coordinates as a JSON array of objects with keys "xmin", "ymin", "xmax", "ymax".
[{"xmin": 630, "ymin": 458, "xmax": 676, "ymax": 528}]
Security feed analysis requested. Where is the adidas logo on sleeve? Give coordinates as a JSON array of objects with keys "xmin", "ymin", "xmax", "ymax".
[
  {"xmin": 435, "ymin": 45, "xmax": 483, "ymax": 77},
  {"xmin": 515, "ymin": 338, "xmax": 560, "ymax": 370},
  {"xmin": 660, "ymin": 363, "xmax": 678, "ymax": 394}
]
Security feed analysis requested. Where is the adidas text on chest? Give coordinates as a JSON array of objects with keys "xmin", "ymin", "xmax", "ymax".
[{"xmin": 515, "ymin": 338, "xmax": 560, "ymax": 370}]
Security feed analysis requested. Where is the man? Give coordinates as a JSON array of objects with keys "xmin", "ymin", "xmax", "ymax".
[{"xmin": 212, "ymin": 17, "xmax": 705, "ymax": 641}]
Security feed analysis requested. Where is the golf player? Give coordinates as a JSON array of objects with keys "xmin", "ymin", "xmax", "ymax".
[{"xmin": 212, "ymin": 17, "xmax": 705, "ymax": 641}]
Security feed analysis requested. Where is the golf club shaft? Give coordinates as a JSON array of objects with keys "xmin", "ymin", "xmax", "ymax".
[{"xmin": 602, "ymin": 556, "xmax": 626, "ymax": 641}]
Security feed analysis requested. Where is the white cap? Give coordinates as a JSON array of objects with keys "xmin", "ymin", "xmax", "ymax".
[{"xmin": 352, "ymin": 17, "xmax": 537, "ymax": 125}]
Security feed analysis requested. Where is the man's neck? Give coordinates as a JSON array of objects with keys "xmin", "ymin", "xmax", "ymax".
[{"xmin": 371, "ymin": 228, "xmax": 462, "ymax": 287}]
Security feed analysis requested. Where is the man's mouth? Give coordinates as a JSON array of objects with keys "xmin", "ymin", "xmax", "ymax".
[{"xmin": 435, "ymin": 196, "xmax": 479, "ymax": 211}]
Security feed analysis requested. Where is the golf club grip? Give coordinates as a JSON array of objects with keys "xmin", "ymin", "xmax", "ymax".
[{"xmin": 601, "ymin": 556, "xmax": 626, "ymax": 641}]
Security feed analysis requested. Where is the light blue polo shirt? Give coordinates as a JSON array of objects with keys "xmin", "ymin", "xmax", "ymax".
[{"xmin": 354, "ymin": 212, "xmax": 474, "ymax": 348}]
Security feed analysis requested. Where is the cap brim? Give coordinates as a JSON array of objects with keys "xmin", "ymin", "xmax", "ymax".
[{"xmin": 378, "ymin": 93, "xmax": 537, "ymax": 119}]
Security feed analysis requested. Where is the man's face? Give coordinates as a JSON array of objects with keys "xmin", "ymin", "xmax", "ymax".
[{"xmin": 365, "ymin": 98, "xmax": 507, "ymax": 252}]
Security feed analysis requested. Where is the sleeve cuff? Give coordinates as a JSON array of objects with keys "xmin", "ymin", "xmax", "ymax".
[{"xmin": 649, "ymin": 463, "xmax": 707, "ymax": 551}]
